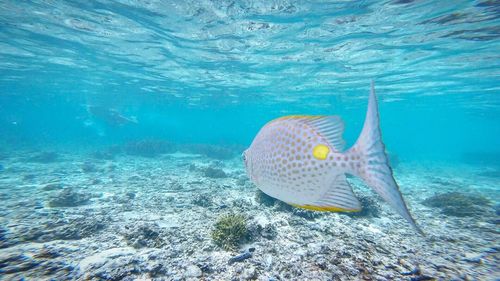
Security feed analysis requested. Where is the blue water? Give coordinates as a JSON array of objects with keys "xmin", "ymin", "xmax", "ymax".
[
  {"xmin": 0, "ymin": 1, "xmax": 499, "ymax": 280},
  {"xmin": 1, "ymin": 0, "xmax": 499, "ymax": 161}
]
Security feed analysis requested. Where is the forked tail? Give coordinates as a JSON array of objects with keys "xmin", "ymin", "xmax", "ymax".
[{"xmin": 348, "ymin": 81, "xmax": 423, "ymax": 234}]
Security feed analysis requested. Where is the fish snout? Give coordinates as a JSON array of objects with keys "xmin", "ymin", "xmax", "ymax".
[{"xmin": 242, "ymin": 150, "xmax": 253, "ymax": 181}]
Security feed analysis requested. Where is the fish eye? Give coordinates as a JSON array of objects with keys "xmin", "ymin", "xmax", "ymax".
[{"xmin": 242, "ymin": 153, "xmax": 247, "ymax": 161}]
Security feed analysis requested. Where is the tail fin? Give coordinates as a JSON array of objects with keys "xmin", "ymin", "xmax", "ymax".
[{"xmin": 350, "ymin": 81, "xmax": 423, "ymax": 234}]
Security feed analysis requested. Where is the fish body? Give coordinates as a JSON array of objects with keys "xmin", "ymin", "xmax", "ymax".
[
  {"xmin": 243, "ymin": 82, "xmax": 422, "ymax": 233},
  {"xmin": 87, "ymin": 105, "xmax": 138, "ymax": 126}
]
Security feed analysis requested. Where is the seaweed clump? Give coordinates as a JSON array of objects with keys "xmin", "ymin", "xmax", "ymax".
[
  {"xmin": 422, "ymin": 192, "xmax": 492, "ymax": 217},
  {"xmin": 211, "ymin": 213, "xmax": 248, "ymax": 251}
]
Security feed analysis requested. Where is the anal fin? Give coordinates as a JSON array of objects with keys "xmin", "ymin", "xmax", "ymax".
[{"xmin": 289, "ymin": 175, "xmax": 361, "ymax": 212}]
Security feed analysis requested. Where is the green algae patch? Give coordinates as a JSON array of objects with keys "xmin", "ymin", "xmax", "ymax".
[{"xmin": 211, "ymin": 213, "xmax": 248, "ymax": 251}]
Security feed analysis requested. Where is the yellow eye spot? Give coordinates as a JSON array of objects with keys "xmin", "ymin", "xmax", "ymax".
[{"xmin": 312, "ymin": 144, "xmax": 330, "ymax": 160}]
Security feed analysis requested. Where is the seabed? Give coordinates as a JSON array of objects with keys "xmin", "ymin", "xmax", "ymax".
[{"xmin": 0, "ymin": 145, "xmax": 498, "ymax": 281}]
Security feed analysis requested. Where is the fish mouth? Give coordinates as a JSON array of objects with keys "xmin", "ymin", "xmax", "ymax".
[{"xmin": 242, "ymin": 150, "xmax": 253, "ymax": 181}]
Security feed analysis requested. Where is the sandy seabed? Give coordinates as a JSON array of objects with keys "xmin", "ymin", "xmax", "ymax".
[{"xmin": 0, "ymin": 149, "xmax": 498, "ymax": 281}]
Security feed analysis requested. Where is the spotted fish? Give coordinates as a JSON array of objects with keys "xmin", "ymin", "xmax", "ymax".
[{"xmin": 243, "ymin": 82, "xmax": 422, "ymax": 233}]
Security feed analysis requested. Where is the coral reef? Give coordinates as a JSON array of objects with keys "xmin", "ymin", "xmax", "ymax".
[
  {"xmin": 211, "ymin": 213, "xmax": 248, "ymax": 251},
  {"xmin": 81, "ymin": 162, "xmax": 99, "ymax": 173},
  {"xmin": 27, "ymin": 151, "xmax": 59, "ymax": 163},
  {"xmin": 422, "ymin": 192, "xmax": 492, "ymax": 217},
  {"xmin": 124, "ymin": 139, "xmax": 175, "ymax": 157},
  {"xmin": 48, "ymin": 188, "xmax": 91, "ymax": 207},
  {"xmin": 122, "ymin": 223, "xmax": 167, "ymax": 249}
]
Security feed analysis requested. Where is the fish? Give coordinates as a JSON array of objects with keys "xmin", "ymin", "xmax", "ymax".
[
  {"xmin": 86, "ymin": 105, "xmax": 138, "ymax": 126},
  {"xmin": 243, "ymin": 81, "xmax": 422, "ymax": 234}
]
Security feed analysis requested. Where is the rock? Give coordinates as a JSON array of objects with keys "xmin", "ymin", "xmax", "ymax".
[
  {"xmin": 463, "ymin": 257, "xmax": 482, "ymax": 264},
  {"xmin": 124, "ymin": 139, "xmax": 175, "ymax": 157},
  {"xmin": 42, "ymin": 183, "xmax": 64, "ymax": 191},
  {"xmin": 247, "ymin": 218, "xmax": 277, "ymax": 240},
  {"xmin": 192, "ymin": 193, "xmax": 213, "ymax": 207},
  {"xmin": 228, "ymin": 248, "xmax": 254, "ymax": 264},
  {"xmin": 185, "ymin": 264, "xmax": 202, "ymax": 278},
  {"xmin": 48, "ymin": 188, "xmax": 90, "ymax": 207},
  {"xmin": 81, "ymin": 162, "xmax": 98, "ymax": 173},
  {"xmin": 255, "ymin": 190, "xmax": 276, "ymax": 206},
  {"xmin": 81, "ymin": 254, "xmax": 144, "ymax": 280},
  {"xmin": 23, "ymin": 174, "xmax": 36, "ymax": 181},
  {"xmin": 123, "ymin": 222, "xmax": 167, "ymax": 249},
  {"xmin": 422, "ymin": 192, "xmax": 491, "ymax": 217},
  {"xmin": 37, "ymin": 260, "xmax": 74, "ymax": 277},
  {"xmin": 126, "ymin": 192, "xmax": 136, "ymax": 199},
  {"xmin": 91, "ymin": 150, "xmax": 116, "ymax": 160},
  {"xmin": 410, "ymin": 276, "xmax": 434, "ymax": 281},
  {"xmin": 19, "ymin": 215, "xmax": 106, "ymax": 242},
  {"xmin": 345, "ymin": 194, "xmax": 381, "ymax": 218},
  {"xmin": 203, "ymin": 167, "xmax": 227, "ymax": 178},
  {"xmin": 179, "ymin": 143, "xmax": 240, "ymax": 160},
  {"xmin": 33, "ymin": 246, "xmax": 60, "ymax": 259},
  {"xmin": 0, "ymin": 253, "xmax": 40, "ymax": 274},
  {"xmin": 27, "ymin": 151, "xmax": 59, "ymax": 163},
  {"xmin": 0, "ymin": 226, "xmax": 16, "ymax": 249},
  {"xmin": 241, "ymin": 265, "xmax": 257, "ymax": 280}
]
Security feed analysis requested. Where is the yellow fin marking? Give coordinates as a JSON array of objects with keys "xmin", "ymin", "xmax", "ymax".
[
  {"xmin": 289, "ymin": 203, "xmax": 359, "ymax": 212},
  {"xmin": 312, "ymin": 144, "xmax": 330, "ymax": 160}
]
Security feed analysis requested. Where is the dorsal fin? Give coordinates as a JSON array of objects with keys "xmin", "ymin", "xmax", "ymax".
[
  {"xmin": 301, "ymin": 116, "xmax": 346, "ymax": 152},
  {"xmin": 268, "ymin": 115, "xmax": 346, "ymax": 152}
]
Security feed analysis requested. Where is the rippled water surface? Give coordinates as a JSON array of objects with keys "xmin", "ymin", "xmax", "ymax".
[{"xmin": 1, "ymin": 0, "xmax": 499, "ymax": 101}]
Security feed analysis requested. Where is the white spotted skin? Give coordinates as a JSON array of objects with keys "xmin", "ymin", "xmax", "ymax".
[{"xmin": 244, "ymin": 117, "xmax": 362, "ymax": 205}]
